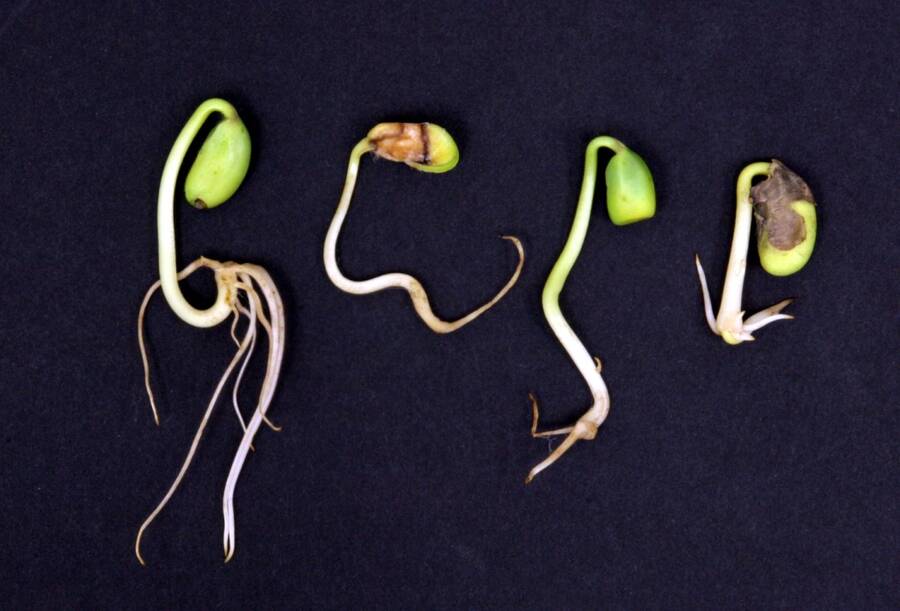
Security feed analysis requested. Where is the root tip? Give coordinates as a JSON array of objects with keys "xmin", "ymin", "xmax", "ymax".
[
  {"xmin": 135, "ymin": 531, "xmax": 148, "ymax": 566},
  {"xmin": 528, "ymin": 393, "xmax": 540, "ymax": 437}
]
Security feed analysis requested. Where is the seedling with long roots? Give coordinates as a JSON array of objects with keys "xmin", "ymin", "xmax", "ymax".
[
  {"xmin": 695, "ymin": 160, "xmax": 817, "ymax": 344},
  {"xmin": 135, "ymin": 98, "xmax": 285, "ymax": 564},
  {"xmin": 325, "ymin": 122, "xmax": 524, "ymax": 333},
  {"xmin": 527, "ymin": 136, "xmax": 656, "ymax": 483}
]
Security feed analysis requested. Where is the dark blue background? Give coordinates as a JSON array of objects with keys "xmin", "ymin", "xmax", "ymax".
[{"xmin": 1, "ymin": 1, "xmax": 897, "ymax": 608}]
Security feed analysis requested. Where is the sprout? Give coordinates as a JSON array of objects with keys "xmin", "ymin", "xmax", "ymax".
[
  {"xmin": 135, "ymin": 98, "xmax": 285, "ymax": 565},
  {"xmin": 526, "ymin": 136, "xmax": 655, "ymax": 483},
  {"xmin": 695, "ymin": 160, "xmax": 817, "ymax": 344},
  {"xmin": 324, "ymin": 122, "xmax": 524, "ymax": 333}
]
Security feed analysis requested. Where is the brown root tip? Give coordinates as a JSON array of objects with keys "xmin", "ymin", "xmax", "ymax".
[
  {"xmin": 191, "ymin": 199, "xmax": 207, "ymax": 210},
  {"xmin": 407, "ymin": 233, "xmax": 524, "ymax": 334},
  {"xmin": 135, "ymin": 538, "xmax": 147, "ymax": 566},
  {"xmin": 528, "ymin": 393, "xmax": 540, "ymax": 437}
]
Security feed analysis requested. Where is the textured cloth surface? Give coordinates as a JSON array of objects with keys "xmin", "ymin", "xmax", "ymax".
[{"xmin": 0, "ymin": 1, "xmax": 897, "ymax": 608}]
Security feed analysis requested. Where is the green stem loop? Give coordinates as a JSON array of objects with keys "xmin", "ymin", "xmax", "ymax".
[{"xmin": 157, "ymin": 99, "xmax": 239, "ymax": 328}]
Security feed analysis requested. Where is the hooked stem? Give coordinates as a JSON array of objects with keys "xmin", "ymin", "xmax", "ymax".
[
  {"xmin": 695, "ymin": 161, "xmax": 802, "ymax": 344},
  {"xmin": 138, "ymin": 100, "xmax": 284, "ymax": 565},
  {"xmin": 715, "ymin": 161, "xmax": 770, "ymax": 343},
  {"xmin": 526, "ymin": 136, "xmax": 625, "ymax": 482},
  {"xmin": 157, "ymin": 99, "xmax": 239, "ymax": 328},
  {"xmin": 541, "ymin": 137, "xmax": 621, "ymax": 395}
]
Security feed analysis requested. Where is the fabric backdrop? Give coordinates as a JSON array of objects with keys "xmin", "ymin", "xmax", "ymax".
[{"xmin": 1, "ymin": 1, "xmax": 897, "ymax": 608}]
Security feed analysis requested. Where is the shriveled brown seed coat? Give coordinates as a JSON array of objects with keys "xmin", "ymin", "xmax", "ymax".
[
  {"xmin": 750, "ymin": 159, "xmax": 815, "ymax": 250},
  {"xmin": 369, "ymin": 123, "xmax": 430, "ymax": 165}
]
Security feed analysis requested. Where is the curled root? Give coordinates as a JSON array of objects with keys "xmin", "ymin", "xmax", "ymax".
[
  {"xmin": 407, "ymin": 235, "xmax": 524, "ymax": 333},
  {"xmin": 135, "ymin": 257, "xmax": 285, "ymax": 565},
  {"xmin": 323, "ymin": 138, "xmax": 524, "ymax": 333}
]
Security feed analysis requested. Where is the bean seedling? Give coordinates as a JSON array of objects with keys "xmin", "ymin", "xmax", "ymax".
[
  {"xmin": 527, "ymin": 136, "xmax": 656, "ymax": 483},
  {"xmin": 324, "ymin": 122, "xmax": 524, "ymax": 333},
  {"xmin": 695, "ymin": 160, "xmax": 817, "ymax": 344},
  {"xmin": 135, "ymin": 99, "xmax": 285, "ymax": 564}
]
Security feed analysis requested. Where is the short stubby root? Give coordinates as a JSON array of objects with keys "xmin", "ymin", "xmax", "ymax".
[{"xmin": 135, "ymin": 257, "xmax": 285, "ymax": 565}]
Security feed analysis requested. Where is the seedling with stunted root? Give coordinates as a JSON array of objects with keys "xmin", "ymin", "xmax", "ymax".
[
  {"xmin": 695, "ymin": 160, "xmax": 817, "ymax": 344},
  {"xmin": 324, "ymin": 122, "xmax": 524, "ymax": 333},
  {"xmin": 527, "ymin": 136, "xmax": 656, "ymax": 483},
  {"xmin": 135, "ymin": 99, "xmax": 285, "ymax": 564}
]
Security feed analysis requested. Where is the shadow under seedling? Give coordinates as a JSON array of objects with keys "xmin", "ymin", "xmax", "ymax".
[
  {"xmin": 527, "ymin": 136, "xmax": 656, "ymax": 483},
  {"xmin": 695, "ymin": 160, "xmax": 817, "ymax": 344},
  {"xmin": 324, "ymin": 122, "xmax": 524, "ymax": 333},
  {"xmin": 135, "ymin": 99, "xmax": 285, "ymax": 565}
]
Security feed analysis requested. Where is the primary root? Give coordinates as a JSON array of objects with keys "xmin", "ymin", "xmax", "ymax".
[
  {"xmin": 221, "ymin": 266, "xmax": 285, "ymax": 561},
  {"xmin": 135, "ymin": 258, "xmax": 285, "ymax": 565}
]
